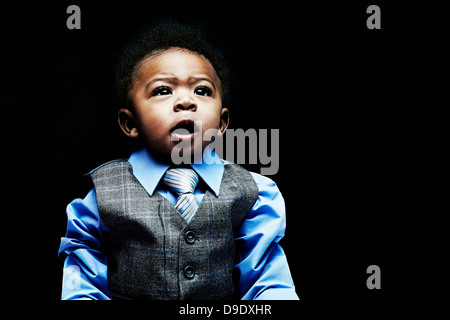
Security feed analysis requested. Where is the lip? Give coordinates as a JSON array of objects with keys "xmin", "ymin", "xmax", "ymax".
[{"xmin": 170, "ymin": 119, "xmax": 198, "ymax": 141}]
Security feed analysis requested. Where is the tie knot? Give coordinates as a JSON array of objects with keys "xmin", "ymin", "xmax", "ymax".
[{"xmin": 163, "ymin": 168, "xmax": 199, "ymax": 195}]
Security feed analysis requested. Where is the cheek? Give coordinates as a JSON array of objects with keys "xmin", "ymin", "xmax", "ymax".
[
  {"xmin": 199, "ymin": 114, "xmax": 220, "ymax": 133},
  {"xmin": 198, "ymin": 104, "xmax": 222, "ymax": 127},
  {"xmin": 135, "ymin": 108, "xmax": 170, "ymax": 138}
]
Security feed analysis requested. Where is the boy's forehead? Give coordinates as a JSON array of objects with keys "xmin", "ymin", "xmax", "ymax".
[{"xmin": 136, "ymin": 48, "xmax": 219, "ymax": 84}]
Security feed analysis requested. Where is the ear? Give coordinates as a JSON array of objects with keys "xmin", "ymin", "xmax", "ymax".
[
  {"xmin": 118, "ymin": 108, "xmax": 139, "ymax": 138},
  {"xmin": 218, "ymin": 107, "xmax": 229, "ymax": 137}
]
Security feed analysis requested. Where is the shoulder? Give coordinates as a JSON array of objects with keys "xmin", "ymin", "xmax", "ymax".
[
  {"xmin": 82, "ymin": 159, "xmax": 131, "ymax": 195},
  {"xmin": 248, "ymin": 171, "xmax": 286, "ymax": 221},
  {"xmin": 222, "ymin": 161, "xmax": 284, "ymax": 206},
  {"xmin": 86, "ymin": 158, "xmax": 131, "ymax": 177},
  {"xmin": 249, "ymin": 171, "xmax": 280, "ymax": 192},
  {"xmin": 222, "ymin": 160, "xmax": 256, "ymax": 185},
  {"xmin": 222, "ymin": 160, "xmax": 281, "ymax": 194},
  {"xmin": 221, "ymin": 161, "xmax": 258, "ymax": 203},
  {"xmin": 248, "ymin": 170, "xmax": 284, "ymax": 204},
  {"xmin": 237, "ymin": 171, "xmax": 287, "ymax": 239}
]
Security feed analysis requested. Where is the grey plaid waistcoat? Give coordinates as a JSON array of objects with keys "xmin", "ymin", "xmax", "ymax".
[{"xmin": 87, "ymin": 159, "xmax": 259, "ymax": 300}]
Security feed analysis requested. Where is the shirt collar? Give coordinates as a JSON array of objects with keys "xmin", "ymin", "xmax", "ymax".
[
  {"xmin": 128, "ymin": 146, "xmax": 224, "ymax": 197},
  {"xmin": 191, "ymin": 146, "xmax": 224, "ymax": 197},
  {"xmin": 128, "ymin": 146, "xmax": 170, "ymax": 196}
]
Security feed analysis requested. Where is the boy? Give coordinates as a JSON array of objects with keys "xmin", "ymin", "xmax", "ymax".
[{"xmin": 58, "ymin": 20, "xmax": 298, "ymax": 300}]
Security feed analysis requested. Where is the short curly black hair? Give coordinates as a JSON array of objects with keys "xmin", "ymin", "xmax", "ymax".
[{"xmin": 115, "ymin": 19, "xmax": 229, "ymax": 109}]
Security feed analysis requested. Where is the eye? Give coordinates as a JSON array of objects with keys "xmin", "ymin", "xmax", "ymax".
[
  {"xmin": 194, "ymin": 86, "xmax": 212, "ymax": 96},
  {"xmin": 152, "ymin": 86, "xmax": 172, "ymax": 96}
]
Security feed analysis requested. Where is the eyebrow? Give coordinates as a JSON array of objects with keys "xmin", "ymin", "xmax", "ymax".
[
  {"xmin": 189, "ymin": 77, "xmax": 216, "ymax": 90},
  {"xmin": 145, "ymin": 75, "xmax": 216, "ymax": 91},
  {"xmin": 145, "ymin": 76, "xmax": 177, "ymax": 90}
]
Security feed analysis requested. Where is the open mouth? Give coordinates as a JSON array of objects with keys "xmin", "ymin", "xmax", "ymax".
[{"xmin": 170, "ymin": 119, "xmax": 197, "ymax": 141}]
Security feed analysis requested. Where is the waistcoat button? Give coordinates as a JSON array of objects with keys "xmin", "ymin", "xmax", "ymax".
[
  {"xmin": 184, "ymin": 266, "xmax": 196, "ymax": 279},
  {"xmin": 185, "ymin": 231, "xmax": 197, "ymax": 244}
]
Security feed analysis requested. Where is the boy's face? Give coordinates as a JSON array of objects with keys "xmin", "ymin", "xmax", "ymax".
[{"xmin": 119, "ymin": 48, "xmax": 229, "ymax": 161}]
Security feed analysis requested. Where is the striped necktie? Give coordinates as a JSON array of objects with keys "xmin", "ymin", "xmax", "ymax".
[{"xmin": 163, "ymin": 167, "xmax": 199, "ymax": 222}]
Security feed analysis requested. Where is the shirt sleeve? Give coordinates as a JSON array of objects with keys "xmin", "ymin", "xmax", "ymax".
[
  {"xmin": 234, "ymin": 173, "xmax": 299, "ymax": 300},
  {"xmin": 58, "ymin": 188, "xmax": 111, "ymax": 300}
]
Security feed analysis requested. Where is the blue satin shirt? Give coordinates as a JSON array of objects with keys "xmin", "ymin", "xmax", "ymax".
[{"xmin": 58, "ymin": 146, "xmax": 298, "ymax": 300}]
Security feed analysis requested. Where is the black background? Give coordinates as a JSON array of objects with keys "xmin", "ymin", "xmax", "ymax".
[{"xmin": 2, "ymin": 0, "xmax": 435, "ymax": 301}]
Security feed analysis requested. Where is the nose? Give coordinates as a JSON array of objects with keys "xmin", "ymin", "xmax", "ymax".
[{"xmin": 174, "ymin": 92, "xmax": 197, "ymax": 112}]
